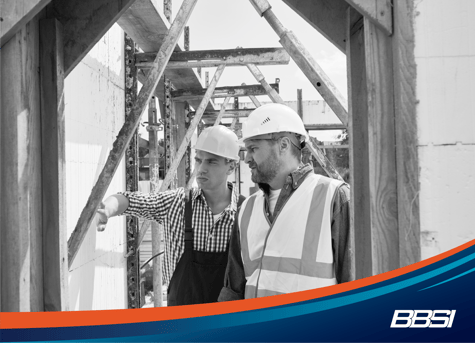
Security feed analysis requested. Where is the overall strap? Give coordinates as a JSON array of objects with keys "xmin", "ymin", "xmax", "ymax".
[{"xmin": 184, "ymin": 189, "xmax": 193, "ymax": 251}]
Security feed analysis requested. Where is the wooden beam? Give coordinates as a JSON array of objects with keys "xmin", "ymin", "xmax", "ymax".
[
  {"xmin": 363, "ymin": 16, "xmax": 399, "ymax": 275},
  {"xmin": 345, "ymin": 0, "xmax": 392, "ymax": 36},
  {"xmin": 0, "ymin": 0, "xmax": 51, "ymax": 47},
  {"xmin": 39, "ymin": 18, "xmax": 68, "ymax": 311},
  {"xmin": 283, "ymin": 0, "xmax": 348, "ymax": 53},
  {"xmin": 247, "ymin": 64, "xmax": 284, "ymax": 103},
  {"xmin": 249, "ymin": 0, "xmax": 349, "ymax": 126},
  {"xmin": 392, "ymin": 0, "xmax": 420, "ymax": 267},
  {"xmin": 51, "ymin": 0, "xmax": 136, "ymax": 76},
  {"xmin": 198, "ymin": 109, "xmax": 253, "ymax": 119},
  {"xmin": 171, "ymin": 83, "xmax": 279, "ymax": 101},
  {"xmin": 346, "ymin": 9, "xmax": 371, "ymax": 279},
  {"xmin": 1, "ymin": 15, "xmax": 43, "ymax": 311},
  {"xmin": 160, "ymin": 65, "xmax": 226, "ymax": 192},
  {"xmin": 68, "ymin": 0, "xmax": 198, "ymax": 268},
  {"xmin": 136, "ymin": 47, "xmax": 290, "ymax": 68},
  {"xmin": 305, "ymin": 123, "xmax": 346, "ymax": 130}
]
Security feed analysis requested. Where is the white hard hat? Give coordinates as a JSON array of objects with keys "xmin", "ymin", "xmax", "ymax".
[
  {"xmin": 240, "ymin": 103, "xmax": 308, "ymax": 143},
  {"xmin": 194, "ymin": 125, "xmax": 240, "ymax": 160}
]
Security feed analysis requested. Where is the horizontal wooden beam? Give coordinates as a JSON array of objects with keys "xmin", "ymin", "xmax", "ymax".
[
  {"xmin": 136, "ymin": 47, "xmax": 290, "ymax": 68},
  {"xmin": 305, "ymin": 123, "xmax": 346, "ymax": 130},
  {"xmin": 171, "ymin": 83, "xmax": 279, "ymax": 101},
  {"xmin": 0, "ymin": 0, "xmax": 51, "ymax": 47},
  {"xmin": 345, "ymin": 0, "xmax": 392, "ymax": 36},
  {"xmin": 319, "ymin": 144, "xmax": 349, "ymax": 149}
]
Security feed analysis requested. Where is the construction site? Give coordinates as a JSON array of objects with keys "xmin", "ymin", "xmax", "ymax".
[{"xmin": 1, "ymin": 0, "xmax": 474, "ymax": 312}]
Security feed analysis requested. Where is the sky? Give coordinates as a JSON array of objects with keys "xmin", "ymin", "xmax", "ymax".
[{"xmin": 142, "ymin": 0, "xmax": 348, "ymax": 141}]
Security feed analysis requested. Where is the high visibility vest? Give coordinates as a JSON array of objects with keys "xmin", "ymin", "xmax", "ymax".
[{"xmin": 239, "ymin": 173, "xmax": 343, "ymax": 298}]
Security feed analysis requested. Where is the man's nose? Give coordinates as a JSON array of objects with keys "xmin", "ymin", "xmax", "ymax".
[
  {"xmin": 197, "ymin": 162, "xmax": 207, "ymax": 174},
  {"xmin": 244, "ymin": 152, "xmax": 252, "ymax": 164}
]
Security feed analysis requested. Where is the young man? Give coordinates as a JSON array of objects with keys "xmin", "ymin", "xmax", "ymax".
[
  {"xmin": 97, "ymin": 125, "xmax": 245, "ymax": 306},
  {"xmin": 218, "ymin": 103, "xmax": 354, "ymax": 300}
]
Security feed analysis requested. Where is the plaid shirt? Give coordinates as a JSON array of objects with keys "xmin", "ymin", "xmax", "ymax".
[{"xmin": 121, "ymin": 182, "xmax": 239, "ymax": 285}]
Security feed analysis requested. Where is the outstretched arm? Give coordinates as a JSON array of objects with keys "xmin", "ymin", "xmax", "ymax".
[{"xmin": 96, "ymin": 194, "xmax": 130, "ymax": 231}]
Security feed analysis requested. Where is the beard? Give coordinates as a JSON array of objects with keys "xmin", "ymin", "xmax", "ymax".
[{"xmin": 250, "ymin": 148, "xmax": 282, "ymax": 184}]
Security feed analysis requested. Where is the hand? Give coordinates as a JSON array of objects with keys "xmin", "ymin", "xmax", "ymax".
[{"xmin": 96, "ymin": 202, "xmax": 109, "ymax": 232}]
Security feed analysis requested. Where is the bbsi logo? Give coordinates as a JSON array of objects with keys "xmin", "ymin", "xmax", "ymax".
[{"xmin": 390, "ymin": 310, "xmax": 456, "ymax": 328}]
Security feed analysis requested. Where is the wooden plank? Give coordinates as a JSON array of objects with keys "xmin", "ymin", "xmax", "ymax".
[
  {"xmin": 51, "ymin": 0, "xmax": 136, "ymax": 76},
  {"xmin": 282, "ymin": 0, "xmax": 348, "ymax": 53},
  {"xmin": 0, "ymin": 0, "xmax": 51, "ymax": 47},
  {"xmin": 124, "ymin": 33, "xmax": 140, "ymax": 309},
  {"xmin": 136, "ymin": 47, "xmax": 290, "ymax": 68},
  {"xmin": 68, "ymin": 0, "xmax": 198, "ymax": 268},
  {"xmin": 248, "ymin": 0, "xmax": 349, "ymax": 126},
  {"xmin": 171, "ymin": 83, "xmax": 279, "ymax": 101},
  {"xmin": 39, "ymin": 18, "xmax": 68, "ymax": 312},
  {"xmin": 346, "ymin": 8, "xmax": 372, "ymax": 279},
  {"xmin": 305, "ymin": 123, "xmax": 346, "ymax": 130},
  {"xmin": 1, "ymin": 15, "xmax": 43, "ymax": 311},
  {"xmin": 345, "ymin": 0, "xmax": 392, "ymax": 36},
  {"xmin": 160, "ymin": 65, "xmax": 226, "ymax": 192},
  {"xmin": 392, "ymin": 0, "xmax": 420, "ymax": 267},
  {"xmin": 363, "ymin": 16, "xmax": 399, "ymax": 274}
]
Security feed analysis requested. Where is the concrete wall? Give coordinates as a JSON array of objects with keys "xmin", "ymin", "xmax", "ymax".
[
  {"xmin": 65, "ymin": 24, "xmax": 127, "ymax": 310},
  {"xmin": 414, "ymin": 0, "xmax": 475, "ymax": 260}
]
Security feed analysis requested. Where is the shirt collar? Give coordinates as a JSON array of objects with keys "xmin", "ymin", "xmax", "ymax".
[
  {"xmin": 193, "ymin": 182, "xmax": 239, "ymax": 213},
  {"xmin": 258, "ymin": 163, "xmax": 314, "ymax": 195}
]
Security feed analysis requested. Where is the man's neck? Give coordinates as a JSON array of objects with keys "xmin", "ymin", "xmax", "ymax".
[
  {"xmin": 267, "ymin": 161, "xmax": 300, "ymax": 190},
  {"xmin": 201, "ymin": 183, "xmax": 232, "ymax": 214}
]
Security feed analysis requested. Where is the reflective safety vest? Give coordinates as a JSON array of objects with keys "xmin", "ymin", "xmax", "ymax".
[{"xmin": 239, "ymin": 173, "xmax": 343, "ymax": 298}]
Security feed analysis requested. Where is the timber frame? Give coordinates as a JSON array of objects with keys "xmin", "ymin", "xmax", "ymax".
[{"xmin": 1, "ymin": 0, "xmax": 420, "ymax": 311}]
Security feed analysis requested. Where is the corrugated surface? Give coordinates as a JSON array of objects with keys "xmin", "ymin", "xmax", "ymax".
[
  {"xmin": 415, "ymin": 0, "xmax": 475, "ymax": 259},
  {"xmin": 65, "ymin": 24, "xmax": 127, "ymax": 310}
]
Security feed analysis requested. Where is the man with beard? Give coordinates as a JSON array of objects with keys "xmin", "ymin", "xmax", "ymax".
[
  {"xmin": 218, "ymin": 103, "xmax": 354, "ymax": 300},
  {"xmin": 96, "ymin": 125, "xmax": 245, "ymax": 305}
]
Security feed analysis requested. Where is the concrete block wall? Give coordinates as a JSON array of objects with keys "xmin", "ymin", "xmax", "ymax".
[
  {"xmin": 64, "ymin": 24, "xmax": 127, "ymax": 310},
  {"xmin": 414, "ymin": 0, "xmax": 475, "ymax": 260}
]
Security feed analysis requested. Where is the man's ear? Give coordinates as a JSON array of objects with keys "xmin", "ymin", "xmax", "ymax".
[
  {"xmin": 227, "ymin": 160, "xmax": 236, "ymax": 175},
  {"xmin": 279, "ymin": 137, "xmax": 291, "ymax": 152}
]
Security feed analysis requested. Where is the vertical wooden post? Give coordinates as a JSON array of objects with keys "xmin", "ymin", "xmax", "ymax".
[
  {"xmin": 164, "ymin": 78, "xmax": 176, "ymax": 190},
  {"xmin": 148, "ymin": 96, "xmax": 163, "ymax": 307},
  {"xmin": 124, "ymin": 32, "xmax": 140, "ymax": 309},
  {"xmin": 164, "ymin": 0, "xmax": 172, "ymax": 22},
  {"xmin": 184, "ymin": 26, "xmax": 189, "ymax": 51},
  {"xmin": 392, "ymin": 0, "xmax": 420, "ymax": 267},
  {"xmin": 39, "ymin": 18, "xmax": 69, "ymax": 312},
  {"xmin": 233, "ymin": 97, "xmax": 241, "ymax": 194},
  {"xmin": 347, "ymin": 8, "xmax": 400, "ymax": 278},
  {"xmin": 297, "ymin": 89, "xmax": 303, "ymax": 119},
  {"xmin": 346, "ymin": 10, "xmax": 372, "ymax": 279},
  {"xmin": 1, "ymin": 16, "xmax": 43, "ymax": 312},
  {"xmin": 175, "ymin": 101, "xmax": 188, "ymax": 187},
  {"xmin": 363, "ymin": 17, "xmax": 399, "ymax": 274}
]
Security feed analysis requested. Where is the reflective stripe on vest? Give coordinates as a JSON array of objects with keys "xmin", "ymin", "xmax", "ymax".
[{"xmin": 239, "ymin": 174, "xmax": 343, "ymax": 298}]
